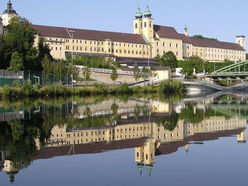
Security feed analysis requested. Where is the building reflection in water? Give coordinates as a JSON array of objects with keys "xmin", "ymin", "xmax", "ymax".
[{"xmin": 0, "ymin": 96, "xmax": 247, "ymax": 182}]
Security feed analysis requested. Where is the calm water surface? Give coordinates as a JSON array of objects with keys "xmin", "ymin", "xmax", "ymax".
[{"xmin": 0, "ymin": 94, "xmax": 247, "ymax": 186}]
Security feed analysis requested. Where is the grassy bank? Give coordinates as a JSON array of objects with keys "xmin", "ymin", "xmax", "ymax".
[{"xmin": 0, "ymin": 80, "xmax": 185, "ymax": 100}]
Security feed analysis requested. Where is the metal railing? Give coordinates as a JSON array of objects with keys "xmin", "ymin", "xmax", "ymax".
[{"xmin": 0, "ymin": 70, "xmax": 24, "ymax": 79}]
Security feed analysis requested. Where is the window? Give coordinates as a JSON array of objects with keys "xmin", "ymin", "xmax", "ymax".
[
  {"xmin": 135, "ymin": 23, "xmax": 138, "ymax": 29},
  {"xmin": 144, "ymin": 22, "xmax": 147, "ymax": 28}
]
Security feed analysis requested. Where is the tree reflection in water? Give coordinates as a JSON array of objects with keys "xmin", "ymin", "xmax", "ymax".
[{"xmin": 0, "ymin": 94, "xmax": 247, "ymax": 183}]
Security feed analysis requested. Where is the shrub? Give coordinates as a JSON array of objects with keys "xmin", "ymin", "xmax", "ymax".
[{"xmin": 23, "ymin": 81, "xmax": 34, "ymax": 96}]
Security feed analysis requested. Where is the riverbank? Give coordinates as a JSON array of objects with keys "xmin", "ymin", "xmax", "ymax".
[{"xmin": 0, "ymin": 80, "xmax": 185, "ymax": 99}]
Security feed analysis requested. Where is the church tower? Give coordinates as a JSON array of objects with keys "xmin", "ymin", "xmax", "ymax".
[
  {"xmin": 133, "ymin": 7, "xmax": 143, "ymax": 35},
  {"xmin": 1, "ymin": 0, "xmax": 18, "ymax": 26},
  {"xmin": 142, "ymin": 6, "xmax": 154, "ymax": 43},
  {"xmin": 184, "ymin": 25, "xmax": 188, "ymax": 36},
  {"xmin": 237, "ymin": 129, "xmax": 246, "ymax": 143},
  {"xmin": 236, "ymin": 36, "xmax": 246, "ymax": 49}
]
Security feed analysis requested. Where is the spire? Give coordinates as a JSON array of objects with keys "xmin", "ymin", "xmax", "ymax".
[
  {"xmin": 144, "ymin": 6, "xmax": 152, "ymax": 18},
  {"xmin": 8, "ymin": 0, "xmax": 12, "ymax": 10},
  {"xmin": 135, "ymin": 6, "xmax": 143, "ymax": 19},
  {"xmin": 184, "ymin": 25, "xmax": 188, "ymax": 36}
]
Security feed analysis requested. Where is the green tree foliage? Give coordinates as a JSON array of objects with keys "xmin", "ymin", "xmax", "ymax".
[
  {"xmin": 82, "ymin": 66, "xmax": 91, "ymax": 81},
  {"xmin": 68, "ymin": 55, "xmax": 117, "ymax": 69},
  {"xmin": 7, "ymin": 51, "xmax": 23, "ymax": 72},
  {"xmin": 192, "ymin": 35, "xmax": 218, "ymax": 41},
  {"xmin": 133, "ymin": 63, "xmax": 140, "ymax": 81},
  {"xmin": 156, "ymin": 51, "xmax": 177, "ymax": 70},
  {"xmin": 204, "ymin": 61, "xmax": 234, "ymax": 73},
  {"xmin": 111, "ymin": 68, "xmax": 118, "ymax": 82},
  {"xmin": 158, "ymin": 80, "xmax": 185, "ymax": 95},
  {"xmin": 179, "ymin": 105, "xmax": 205, "ymax": 124},
  {"xmin": 41, "ymin": 54, "xmax": 53, "ymax": 80},
  {"xmin": 67, "ymin": 64, "xmax": 79, "ymax": 81},
  {"xmin": 37, "ymin": 38, "xmax": 53, "ymax": 71},
  {"xmin": 141, "ymin": 66, "xmax": 151, "ymax": 80},
  {"xmin": 157, "ymin": 111, "xmax": 179, "ymax": 131},
  {"xmin": 1, "ymin": 17, "xmax": 37, "ymax": 70},
  {"xmin": 178, "ymin": 56, "xmax": 204, "ymax": 76},
  {"xmin": 0, "ymin": 17, "xmax": 52, "ymax": 71},
  {"xmin": 53, "ymin": 60, "xmax": 66, "ymax": 82}
]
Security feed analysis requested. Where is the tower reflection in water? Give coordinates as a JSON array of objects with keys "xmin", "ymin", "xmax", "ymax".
[{"xmin": 0, "ymin": 96, "xmax": 247, "ymax": 182}]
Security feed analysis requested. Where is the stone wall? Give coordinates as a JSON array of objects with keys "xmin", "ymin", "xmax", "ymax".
[{"xmin": 79, "ymin": 69, "xmax": 144, "ymax": 84}]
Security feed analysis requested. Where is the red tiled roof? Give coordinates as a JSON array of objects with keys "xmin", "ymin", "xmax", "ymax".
[
  {"xmin": 154, "ymin": 25, "xmax": 181, "ymax": 40},
  {"xmin": 158, "ymin": 128, "xmax": 245, "ymax": 155},
  {"xmin": 178, "ymin": 33, "xmax": 192, "ymax": 43},
  {"xmin": 36, "ymin": 138, "xmax": 146, "ymax": 160},
  {"xmin": 32, "ymin": 25, "xmax": 148, "ymax": 44},
  {"xmin": 190, "ymin": 37, "xmax": 245, "ymax": 51},
  {"xmin": 154, "ymin": 24, "xmax": 245, "ymax": 51}
]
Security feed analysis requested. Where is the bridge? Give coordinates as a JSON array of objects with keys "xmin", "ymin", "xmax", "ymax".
[
  {"xmin": 182, "ymin": 61, "xmax": 248, "ymax": 93},
  {"xmin": 206, "ymin": 60, "xmax": 248, "ymax": 81}
]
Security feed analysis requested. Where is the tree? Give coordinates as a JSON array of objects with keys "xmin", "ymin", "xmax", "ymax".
[
  {"xmin": 7, "ymin": 51, "xmax": 23, "ymax": 72},
  {"xmin": 37, "ymin": 38, "xmax": 53, "ymax": 71},
  {"xmin": 133, "ymin": 63, "xmax": 140, "ymax": 81},
  {"xmin": 67, "ymin": 63, "xmax": 79, "ymax": 81},
  {"xmin": 53, "ymin": 60, "xmax": 66, "ymax": 82},
  {"xmin": 82, "ymin": 66, "xmax": 91, "ymax": 81},
  {"xmin": 0, "ymin": 17, "xmax": 51, "ymax": 71},
  {"xmin": 41, "ymin": 55, "xmax": 53, "ymax": 81},
  {"xmin": 3, "ymin": 17, "xmax": 38, "ymax": 71},
  {"xmin": 178, "ymin": 56, "xmax": 204, "ymax": 76},
  {"xmin": 192, "ymin": 35, "xmax": 218, "ymax": 41},
  {"xmin": 111, "ymin": 68, "xmax": 118, "ymax": 82},
  {"xmin": 156, "ymin": 51, "xmax": 178, "ymax": 70},
  {"xmin": 141, "ymin": 66, "xmax": 151, "ymax": 80}
]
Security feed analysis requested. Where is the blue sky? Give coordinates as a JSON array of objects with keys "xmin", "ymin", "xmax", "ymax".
[{"xmin": 1, "ymin": 0, "xmax": 247, "ymax": 52}]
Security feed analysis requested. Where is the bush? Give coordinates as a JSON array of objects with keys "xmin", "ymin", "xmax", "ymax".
[
  {"xmin": 158, "ymin": 80, "xmax": 185, "ymax": 95},
  {"xmin": 23, "ymin": 81, "xmax": 34, "ymax": 96},
  {"xmin": 12, "ymin": 80, "xmax": 22, "ymax": 88}
]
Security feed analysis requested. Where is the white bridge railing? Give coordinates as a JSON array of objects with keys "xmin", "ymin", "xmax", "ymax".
[{"xmin": 0, "ymin": 70, "xmax": 24, "ymax": 79}]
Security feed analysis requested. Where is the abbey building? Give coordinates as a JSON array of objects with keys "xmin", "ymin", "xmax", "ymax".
[{"xmin": 0, "ymin": 2, "xmax": 246, "ymax": 62}]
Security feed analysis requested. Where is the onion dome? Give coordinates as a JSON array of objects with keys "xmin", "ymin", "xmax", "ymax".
[
  {"xmin": 135, "ymin": 7, "xmax": 143, "ymax": 19},
  {"xmin": 144, "ymin": 6, "xmax": 152, "ymax": 18},
  {"xmin": 3, "ymin": 0, "xmax": 17, "ymax": 14}
]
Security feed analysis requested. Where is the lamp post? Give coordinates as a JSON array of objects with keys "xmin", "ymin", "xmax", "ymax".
[
  {"xmin": 68, "ymin": 30, "xmax": 75, "ymax": 87},
  {"xmin": 68, "ymin": 30, "xmax": 75, "ymax": 61}
]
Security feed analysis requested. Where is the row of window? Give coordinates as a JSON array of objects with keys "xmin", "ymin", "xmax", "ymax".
[
  {"xmin": 157, "ymin": 42, "xmax": 180, "ymax": 48},
  {"xmin": 157, "ymin": 49, "xmax": 180, "ymax": 56},
  {"xmin": 205, "ymin": 48, "xmax": 244, "ymax": 55},
  {"xmin": 135, "ymin": 21, "xmax": 152, "ymax": 29},
  {"xmin": 116, "ymin": 126, "xmax": 150, "ymax": 133},
  {"xmin": 65, "ymin": 46, "xmax": 148, "ymax": 55},
  {"xmin": 64, "ymin": 38, "xmax": 148, "ymax": 49},
  {"xmin": 136, "ymin": 152, "xmax": 153, "ymax": 161}
]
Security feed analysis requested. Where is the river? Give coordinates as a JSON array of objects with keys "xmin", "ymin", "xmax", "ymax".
[{"xmin": 0, "ymin": 94, "xmax": 247, "ymax": 186}]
